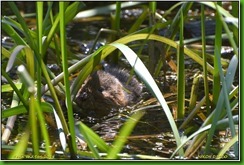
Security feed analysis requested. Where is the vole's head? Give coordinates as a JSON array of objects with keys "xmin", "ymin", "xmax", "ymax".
[{"xmin": 75, "ymin": 70, "xmax": 129, "ymax": 118}]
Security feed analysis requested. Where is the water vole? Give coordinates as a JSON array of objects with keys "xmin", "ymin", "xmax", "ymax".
[{"xmin": 75, "ymin": 64, "xmax": 142, "ymax": 118}]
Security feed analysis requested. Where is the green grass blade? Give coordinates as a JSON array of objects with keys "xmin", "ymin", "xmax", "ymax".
[
  {"xmin": 77, "ymin": 120, "xmax": 120, "ymax": 159},
  {"xmin": 212, "ymin": 2, "xmax": 222, "ymax": 106},
  {"xmin": 106, "ymin": 110, "xmax": 145, "ymax": 159},
  {"xmin": 201, "ymin": 4, "xmax": 210, "ymax": 115},
  {"xmin": 102, "ymin": 34, "xmax": 215, "ymax": 74},
  {"xmin": 177, "ymin": 8, "xmax": 185, "ymax": 119},
  {"xmin": 2, "ymin": 105, "xmax": 27, "ymax": 118},
  {"xmin": 59, "ymin": 2, "xmax": 77, "ymax": 157},
  {"xmin": 2, "ymin": 102, "xmax": 54, "ymax": 119},
  {"xmin": 128, "ymin": 7, "xmax": 148, "ymax": 33},
  {"xmin": 1, "ymin": 20, "xmax": 27, "ymax": 46},
  {"xmin": 29, "ymin": 95, "xmax": 39, "ymax": 155},
  {"xmin": 17, "ymin": 65, "xmax": 39, "ymax": 155},
  {"xmin": 5, "ymin": 45, "xmax": 35, "ymax": 81},
  {"xmin": 230, "ymin": 2, "xmax": 238, "ymax": 44},
  {"xmin": 113, "ymin": 2, "xmax": 121, "ymax": 31},
  {"xmin": 64, "ymin": 2, "xmax": 85, "ymax": 24},
  {"xmin": 42, "ymin": 2, "xmax": 53, "ymax": 31},
  {"xmin": 37, "ymin": 58, "xmax": 71, "ymax": 154},
  {"xmin": 188, "ymin": 73, "xmax": 202, "ymax": 111},
  {"xmin": 180, "ymin": 96, "xmax": 206, "ymax": 130},
  {"xmin": 1, "ymin": 83, "xmax": 22, "ymax": 92},
  {"xmin": 8, "ymin": 2, "xmax": 37, "ymax": 50},
  {"xmin": 37, "ymin": 2, "xmax": 43, "ymax": 54},
  {"xmin": 1, "ymin": 47, "xmax": 25, "ymax": 66},
  {"xmin": 24, "ymin": 47, "xmax": 35, "ymax": 80},
  {"xmin": 35, "ymin": 100, "xmax": 52, "ymax": 158},
  {"xmin": 2, "ymin": 69, "xmax": 28, "ymax": 108},
  {"xmin": 36, "ymin": 2, "xmax": 43, "ymax": 101},
  {"xmin": 166, "ymin": 2, "xmax": 193, "ymax": 39},
  {"xmin": 41, "ymin": 54, "xmax": 91, "ymax": 95},
  {"xmin": 70, "ymin": 46, "xmax": 106, "ymax": 101},
  {"xmin": 109, "ymin": 42, "xmax": 184, "ymax": 157},
  {"xmin": 149, "ymin": 2, "xmax": 156, "ymax": 14},
  {"xmin": 8, "ymin": 126, "xmax": 30, "ymax": 159},
  {"xmin": 43, "ymin": 2, "xmax": 84, "ymax": 56},
  {"xmin": 76, "ymin": 122, "xmax": 110, "ymax": 153}
]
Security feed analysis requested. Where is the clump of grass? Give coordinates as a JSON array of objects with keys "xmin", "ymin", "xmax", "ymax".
[
  {"xmin": 2, "ymin": 2, "xmax": 85, "ymax": 159},
  {"xmin": 1, "ymin": 1, "xmax": 239, "ymax": 160}
]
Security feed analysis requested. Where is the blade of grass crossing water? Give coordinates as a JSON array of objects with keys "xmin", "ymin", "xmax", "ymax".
[
  {"xmin": 216, "ymin": 134, "xmax": 238, "ymax": 159},
  {"xmin": 87, "ymin": 33, "xmax": 215, "ymax": 77},
  {"xmin": 107, "ymin": 34, "xmax": 215, "ymax": 75},
  {"xmin": 106, "ymin": 111, "xmax": 145, "ymax": 159},
  {"xmin": 109, "ymin": 43, "xmax": 184, "ymax": 157},
  {"xmin": 77, "ymin": 122, "xmax": 110, "ymax": 153},
  {"xmin": 8, "ymin": 127, "xmax": 30, "ymax": 159},
  {"xmin": 77, "ymin": 123, "xmax": 101, "ymax": 159}
]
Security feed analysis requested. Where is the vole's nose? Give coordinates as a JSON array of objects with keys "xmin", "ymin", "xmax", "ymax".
[{"xmin": 77, "ymin": 91, "xmax": 88, "ymax": 101}]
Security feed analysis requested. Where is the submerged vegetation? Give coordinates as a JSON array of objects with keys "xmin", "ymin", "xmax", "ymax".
[{"xmin": 1, "ymin": 1, "xmax": 239, "ymax": 160}]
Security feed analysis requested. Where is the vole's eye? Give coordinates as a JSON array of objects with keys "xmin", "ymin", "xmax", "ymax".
[
  {"xmin": 97, "ymin": 87, "xmax": 105, "ymax": 93},
  {"xmin": 80, "ymin": 92, "xmax": 88, "ymax": 100}
]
